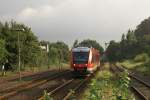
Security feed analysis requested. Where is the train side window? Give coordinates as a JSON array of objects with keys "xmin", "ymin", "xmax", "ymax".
[
  {"xmin": 92, "ymin": 53, "xmax": 96, "ymax": 63},
  {"xmin": 92, "ymin": 53, "xmax": 94, "ymax": 63}
]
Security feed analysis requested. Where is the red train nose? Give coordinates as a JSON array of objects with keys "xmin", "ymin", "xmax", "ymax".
[{"xmin": 88, "ymin": 63, "xmax": 93, "ymax": 67}]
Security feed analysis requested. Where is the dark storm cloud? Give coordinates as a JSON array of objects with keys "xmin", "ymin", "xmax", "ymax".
[{"xmin": 0, "ymin": 0, "xmax": 150, "ymax": 47}]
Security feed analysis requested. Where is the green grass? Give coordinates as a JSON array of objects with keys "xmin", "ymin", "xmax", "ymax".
[
  {"xmin": 118, "ymin": 60, "xmax": 143, "ymax": 69},
  {"xmin": 0, "ymin": 71, "xmax": 18, "ymax": 77},
  {"xmin": 0, "ymin": 63, "xmax": 69, "ymax": 79},
  {"xmin": 22, "ymin": 63, "xmax": 69, "ymax": 72},
  {"xmin": 96, "ymin": 70, "xmax": 113, "ymax": 79},
  {"xmin": 118, "ymin": 59, "xmax": 150, "ymax": 75},
  {"xmin": 80, "ymin": 63, "xmax": 134, "ymax": 100},
  {"xmin": 136, "ymin": 64, "xmax": 150, "ymax": 75}
]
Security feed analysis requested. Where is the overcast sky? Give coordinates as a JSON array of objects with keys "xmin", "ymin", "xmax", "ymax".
[{"xmin": 0, "ymin": 0, "xmax": 150, "ymax": 47}]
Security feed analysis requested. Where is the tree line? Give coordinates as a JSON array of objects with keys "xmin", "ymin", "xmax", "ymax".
[
  {"xmin": 106, "ymin": 17, "xmax": 150, "ymax": 62},
  {"xmin": 0, "ymin": 21, "xmax": 70, "ymax": 70},
  {"xmin": 0, "ymin": 20, "xmax": 104, "ymax": 71},
  {"xmin": 73, "ymin": 39, "xmax": 104, "ymax": 53}
]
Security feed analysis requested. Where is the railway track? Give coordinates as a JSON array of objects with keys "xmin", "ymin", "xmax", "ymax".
[
  {"xmin": 131, "ymin": 78, "xmax": 150, "ymax": 100},
  {"xmin": 37, "ymin": 66, "xmax": 101, "ymax": 100},
  {"xmin": 0, "ymin": 70, "xmax": 71, "ymax": 100},
  {"xmin": 39, "ymin": 74, "xmax": 92, "ymax": 100},
  {"xmin": 0, "ymin": 69, "xmax": 59, "ymax": 84},
  {"xmin": 129, "ymin": 72, "xmax": 150, "ymax": 100},
  {"xmin": 111, "ymin": 64, "xmax": 150, "ymax": 100}
]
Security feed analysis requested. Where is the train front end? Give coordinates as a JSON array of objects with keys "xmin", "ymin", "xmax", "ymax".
[{"xmin": 71, "ymin": 47, "xmax": 100, "ymax": 75}]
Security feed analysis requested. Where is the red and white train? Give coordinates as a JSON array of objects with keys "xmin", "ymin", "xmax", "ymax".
[{"xmin": 70, "ymin": 47, "xmax": 100, "ymax": 74}]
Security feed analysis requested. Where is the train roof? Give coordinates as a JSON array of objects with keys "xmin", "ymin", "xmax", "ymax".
[{"xmin": 72, "ymin": 47, "xmax": 90, "ymax": 52}]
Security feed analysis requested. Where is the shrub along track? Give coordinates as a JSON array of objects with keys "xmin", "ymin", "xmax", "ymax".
[
  {"xmin": 0, "ymin": 69, "xmax": 71, "ymax": 100},
  {"xmin": 110, "ymin": 63, "xmax": 150, "ymax": 100},
  {"xmin": 39, "ymin": 67, "xmax": 101, "ymax": 100}
]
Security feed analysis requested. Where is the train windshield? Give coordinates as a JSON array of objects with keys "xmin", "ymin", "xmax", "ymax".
[{"xmin": 73, "ymin": 52, "xmax": 89, "ymax": 64}]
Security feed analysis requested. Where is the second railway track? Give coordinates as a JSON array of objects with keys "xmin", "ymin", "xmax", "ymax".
[
  {"xmin": 0, "ymin": 70, "xmax": 71, "ymax": 100},
  {"xmin": 111, "ymin": 64, "xmax": 150, "ymax": 100},
  {"xmin": 129, "ymin": 73, "xmax": 150, "ymax": 100}
]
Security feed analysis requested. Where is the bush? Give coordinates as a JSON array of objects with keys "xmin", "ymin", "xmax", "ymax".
[
  {"xmin": 87, "ymin": 71, "xmax": 133, "ymax": 100},
  {"xmin": 134, "ymin": 53, "xmax": 149, "ymax": 62},
  {"xmin": 143, "ymin": 59, "xmax": 150, "ymax": 67},
  {"xmin": 43, "ymin": 90, "xmax": 53, "ymax": 100}
]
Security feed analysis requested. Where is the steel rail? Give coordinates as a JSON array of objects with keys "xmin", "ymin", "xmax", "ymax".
[
  {"xmin": 38, "ymin": 67, "xmax": 99, "ymax": 100},
  {"xmin": 118, "ymin": 64, "xmax": 150, "ymax": 88},
  {"xmin": 0, "ymin": 70, "xmax": 71, "ymax": 100},
  {"xmin": 114, "ymin": 64, "xmax": 150, "ymax": 100},
  {"xmin": 0, "ymin": 69, "xmax": 61, "ymax": 84},
  {"xmin": 130, "ymin": 74, "xmax": 150, "ymax": 100},
  {"xmin": 63, "ymin": 76, "xmax": 90, "ymax": 100},
  {"xmin": 38, "ymin": 79, "xmax": 74, "ymax": 100},
  {"xmin": 131, "ymin": 85, "xmax": 149, "ymax": 100}
]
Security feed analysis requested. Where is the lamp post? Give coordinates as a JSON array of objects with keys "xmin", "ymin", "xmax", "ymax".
[
  {"xmin": 46, "ymin": 43, "xmax": 49, "ymax": 69},
  {"xmin": 58, "ymin": 50, "xmax": 62, "ymax": 71},
  {"xmin": 12, "ymin": 28, "xmax": 25, "ymax": 81}
]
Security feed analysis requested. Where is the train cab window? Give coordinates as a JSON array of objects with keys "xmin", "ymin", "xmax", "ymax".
[{"xmin": 73, "ymin": 52, "xmax": 89, "ymax": 64}]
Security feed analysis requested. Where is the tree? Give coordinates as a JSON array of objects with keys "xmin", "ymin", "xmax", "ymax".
[
  {"xmin": 0, "ymin": 21, "xmax": 40, "ymax": 69},
  {"xmin": 106, "ymin": 40, "xmax": 120, "ymax": 62},
  {"xmin": 125, "ymin": 30, "xmax": 138, "ymax": 58},
  {"xmin": 0, "ymin": 21, "xmax": 3, "ymax": 33},
  {"xmin": 106, "ymin": 17, "xmax": 150, "ymax": 61},
  {"xmin": 0, "ymin": 39, "xmax": 7, "ymax": 63},
  {"xmin": 138, "ymin": 35, "xmax": 150, "ymax": 56},
  {"xmin": 134, "ymin": 17, "xmax": 150, "ymax": 56},
  {"xmin": 120, "ymin": 34, "xmax": 127, "ymax": 59},
  {"xmin": 48, "ymin": 47, "xmax": 59, "ymax": 64},
  {"xmin": 56, "ymin": 41, "xmax": 69, "ymax": 61},
  {"xmin": 73, "ymin": 39, "xmax": 78, "ymax": 48},
  {"xmin": 78, "ymin": 39, "xmax": 104, "ymax": 53},
  {"xmin": 126, "ymin": 30, "xmax": 137, "ymax": 43},
  {"xmin": 0, "ymin": 20, "xmax": 71, "ymax": 70},
  {"xmin": 135, "ymin": 17, "xmax": 150, "ymax": 38},
  {"xmin": 49, "ymin": 41, "xmax": 69, "ymax": 63}
]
